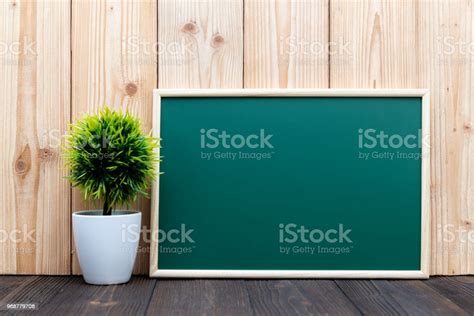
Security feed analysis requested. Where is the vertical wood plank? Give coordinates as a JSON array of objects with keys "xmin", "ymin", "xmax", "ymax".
[
  {"xmin": 423, "ymin": 0, "xmax": 474, "ymax": 275},
  {"xmin": 71, "ymin": 0, "xmax": 157, "ymax": 275},
  {"xmin": 244, "ymin": 0, "xmax": 329, "ymax": 88},
  {"xmin": 0, "ymin": 0, "xmax": 70, "ymax": 274},
  {"xmin": 155, "ymin": 0, "xmax": 243, "ymax": 274},
  {"xmin": 330, "ymin": 0, "xmax": 474, "ymax": 274},
  {"xmin": 329, "ymin": 0, "xmax": 420, "ymax": 88},
  {"xmin": 158, "ymin": 0, "xmax": 243, "ymax": 88}
]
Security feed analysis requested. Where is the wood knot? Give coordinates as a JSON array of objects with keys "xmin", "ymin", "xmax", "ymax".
[
  {"xmin": 15, "ymin": 145, "xmax": 31, "ymax": 175},
  {"xmin": 38, "ymin": 148, "xmax": 55, "ymax": 161},
  {"xmin": 11, "ymin": 1, "xmax": 16, "ymax": 7},
  {"xmin": 15, "ymin": 160, "xmax": 27, "ymax": 173},
  {"xmin": 464, "ymin": 122, "xmax": 471, "ymax": 130},
  {"xmin": 182, "ymin": 21, "xmax": 198, "ymax": 34},
  {"xmin": 125, "ymin": 83, "xmax": 138, "ymax": 96},
  {"xmin": 211, "ymin": 33, "xmax": 225, "ymax": 48}
]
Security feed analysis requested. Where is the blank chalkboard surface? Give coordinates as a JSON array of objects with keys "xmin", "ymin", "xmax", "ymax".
[{"xmin": 150, "ymin": 89, "xmax": 430, "ymax": 279}]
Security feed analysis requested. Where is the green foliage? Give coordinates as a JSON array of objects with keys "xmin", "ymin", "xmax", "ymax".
[{"xmin": 63, "ymin": 107, "xmax": 159, "ymax": 215}]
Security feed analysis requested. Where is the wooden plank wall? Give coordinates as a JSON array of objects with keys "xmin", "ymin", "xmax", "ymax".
[
  {"xmin": 330, "ymin": 0, "xmax": 474, "ymax": 275},
  {"xmin": 0, "ymin": 0, "xmax": 472, "ymax": 275},
  {"xmin": 0, "ymin": 0, "xmax": 70, "ymax": 274},
  {"xmin": 71, "ymin": 0, "xmax": 157, "ymax": 275}
]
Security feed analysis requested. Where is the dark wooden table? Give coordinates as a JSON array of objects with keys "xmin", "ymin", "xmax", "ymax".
[{"xmin": 0, "ymin": 276, "xmax": 473, "ymax": 315}]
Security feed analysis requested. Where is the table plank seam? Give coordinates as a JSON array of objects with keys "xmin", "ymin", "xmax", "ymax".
[
  {"xmin": 144, "ymin": 279, "xmax": 159, "ymax": 315},
  {"xmin": 333, "ymin": 281, "xmax": 364, "ymax": 315}
]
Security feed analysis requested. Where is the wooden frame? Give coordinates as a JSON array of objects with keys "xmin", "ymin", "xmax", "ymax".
[{"xmin": 150, "ymin": 89, "xmax": 431, "ymax": 279}]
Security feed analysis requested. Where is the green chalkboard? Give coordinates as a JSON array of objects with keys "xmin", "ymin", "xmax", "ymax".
[{"xmin": 151, "ymin": 90, "xmax": 430, "ymax": 278}]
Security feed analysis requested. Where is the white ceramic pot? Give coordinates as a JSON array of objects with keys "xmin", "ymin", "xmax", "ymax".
[{"xmin": 72, "ymin": 210, "xmax": 141, "ymax": 285}]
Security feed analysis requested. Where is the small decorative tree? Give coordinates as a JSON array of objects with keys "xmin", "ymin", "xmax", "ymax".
[{"xmin": 64, "ymin": 107, "xmax": 159, "ymax": 215}]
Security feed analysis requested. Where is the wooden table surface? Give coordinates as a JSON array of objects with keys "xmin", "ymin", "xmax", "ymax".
[{"xmin": 0, "ymin": 276, "xmax": 473, "ymax": 315}]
